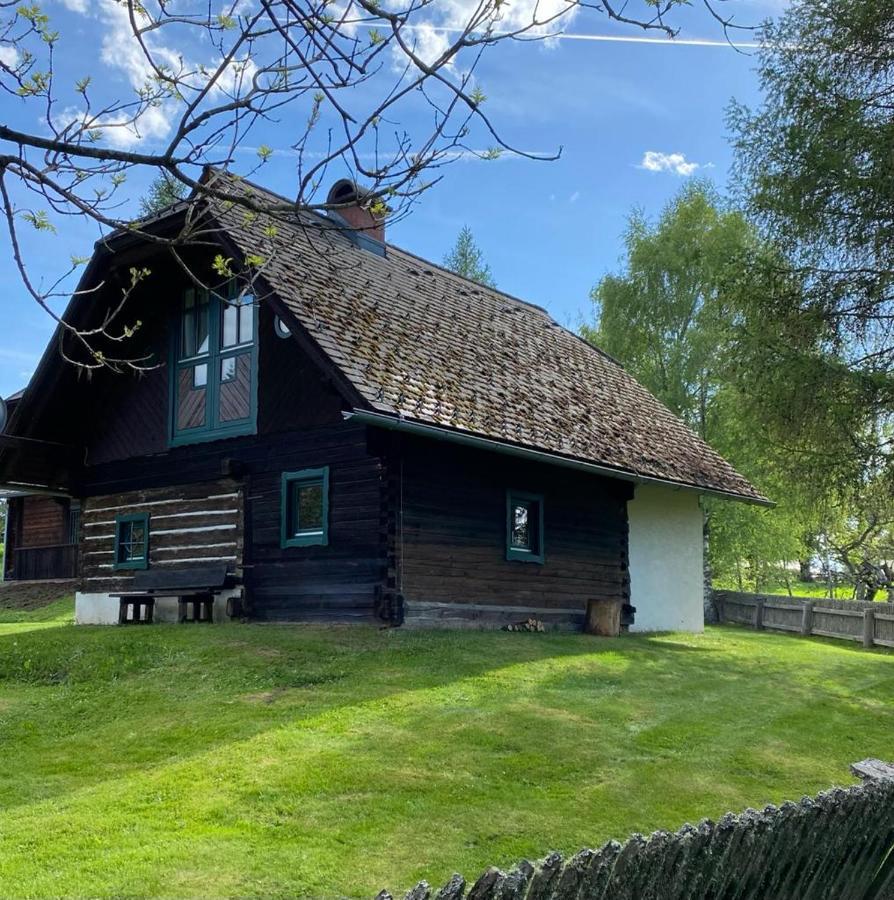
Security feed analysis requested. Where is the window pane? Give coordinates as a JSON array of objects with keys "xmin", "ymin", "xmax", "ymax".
[
  {"xmin": 239, "ymin": 298, "xmax": 254, "ymax": 342},
  {"xmin": 177, "ymin": 366, "xmax": 206, "ymax": 430},
  {"xmin": 292, "ymin": 480, "xmax": 324, "ymax": 534},
  {"xmin": 118, "ymin": 518, "xmax": 147, "ymax": 563},
  {"xmin": 511, "ymin": 502, "xmax": 531, "ymax": 549},
  {"xmin": 218, "ymin": 352, "xmax": 252, "ymax": 422},
  {"xmin": 118, "ymin": 521, "xmax": 132, "ymax": 561},
  {"xmin": 220, "ymin": 357, "xmax": 236, "ymax": 383},
  {"xmin": 129, "ymin": 521, "xmax": 146, "ymax": 549},
  {"xmin": 182, "ymin": 291, "xmax": 210, "ymax": 358},
  {"xmin": 196, "ymin": 294, "xmax": 210, "ymax": 355},
  {"xmin": 221, "ymin": 300, "xmax": 239, "ymax": 348},
  {"xmin": 181, "ymin": 289, "xmax": 196, "ymax": 358}
]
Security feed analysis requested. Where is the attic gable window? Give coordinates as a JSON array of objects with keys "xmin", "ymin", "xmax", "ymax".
[
  {"xmin": 506, "ymin": 490, "xmax": 544, "ymax": 564},
  {"xmin": 171, "ymin": 283, "xmax": 257, "ymax": 446}
]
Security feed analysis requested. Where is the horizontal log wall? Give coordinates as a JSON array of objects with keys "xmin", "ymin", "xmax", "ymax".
[
  {"xmin": 78, "ymin": 422, "xmax": 386, "ymax": 623},
  {"xmin": 714, "ymin": 589, "xmax": 894, "ymax": 649},
  {"xmin": 244, "ymin": 427, "xmax": 384, "ymax": 624},
  {"xmin": 80, "ymin": 479, "xmax": 244, "ymax": 592},
  {"xmin": 397, "ymin": 436, "xmax": 632, "ymax": 628}
]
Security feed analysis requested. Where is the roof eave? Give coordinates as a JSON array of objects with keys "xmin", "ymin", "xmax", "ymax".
[{"xmin": 345, "ymin": 409, "xmax": 774, "ymax": 508}]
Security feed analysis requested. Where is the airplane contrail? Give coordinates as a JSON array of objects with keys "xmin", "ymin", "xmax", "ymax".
[
  {"xmin": 554, "ymin": 32, "xmax": 759, "ymax": 48},
  {"xmin": 393, "ymin": 23, "xmax": 760, "ymax": 50}
]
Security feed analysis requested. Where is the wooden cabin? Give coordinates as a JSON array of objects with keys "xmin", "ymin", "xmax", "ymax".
[{"xmin": 0, "ymin": 171, "xmax": 768, "ymax": 630}]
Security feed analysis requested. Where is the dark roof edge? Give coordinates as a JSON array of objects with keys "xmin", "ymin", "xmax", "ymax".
[{"xmin": 345, "ymin": 409, "xmax": 774, "ymax": 508}]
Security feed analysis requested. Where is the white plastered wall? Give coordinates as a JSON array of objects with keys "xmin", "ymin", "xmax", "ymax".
[
  {"xmin": 75, "ymin": 589, "xmax": 241, "ymax": 625},
  {"xmin": 627, "ymin": 484, "xmax": 704, "ymax": 633}
]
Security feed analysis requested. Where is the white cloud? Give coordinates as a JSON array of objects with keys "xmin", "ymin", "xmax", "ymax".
[
  {"xmin": 53, "ymin": 0, "xmax": 257, "ymax": 148},
  {"xmin": 569, "ymin": 190, "xmax": 580, "ymax": 203},
  {"xmin": 0, "ymin": 44, "xmax": 19, "ymax": 68},
  {"xmin": 638, "ymin": 151, "xmax": 705, "ymax": 176},
  {"xmin": 212, "ymin": 55, "xmax": 259, "ymax": 97},
  {"xmin": 395, "ymin": 22, "xmax": 452, "ymax": 70},
  {"xmin": 438, "ymin": 0, "xmax": 579, "ymax": 38},
  {"xmin": 390, "ymin": 0, "xmax": 579, "ymax": 70}
]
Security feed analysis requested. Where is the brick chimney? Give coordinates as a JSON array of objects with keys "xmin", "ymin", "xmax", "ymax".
[{"xmin": 326, "ymin": 179, "xmax": 386, "ymax": 244}]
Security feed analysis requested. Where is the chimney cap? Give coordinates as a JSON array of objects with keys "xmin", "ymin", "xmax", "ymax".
[
  {"xmin": 327, "ymin": 178, "xmax": 375, "ymax": 208},
  {"xmin": 325, "ymin": 178, "xmax": 387, "ymax": 253}
]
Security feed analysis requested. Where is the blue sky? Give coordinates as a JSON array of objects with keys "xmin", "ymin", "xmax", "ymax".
[{"xmin": 0, "ymin": 0, "xmax": 785, "ymax": 398}]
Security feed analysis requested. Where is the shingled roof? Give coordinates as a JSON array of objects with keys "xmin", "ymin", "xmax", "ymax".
[{"xmin": 209, "ymin": 173, "xmax": 767, "ymax": 505}]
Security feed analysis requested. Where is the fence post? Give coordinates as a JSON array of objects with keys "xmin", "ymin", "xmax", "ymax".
[
  {"xmin": 863, "ymin": 608, "xmax": 875, "ymax": 649},
  {"xmin": 801, "ymin": 602, "xmax": 814, "ymax": 637},
  {"xmin": 754, "ymin": 599, "xmax": 765, "ymax": 630}
]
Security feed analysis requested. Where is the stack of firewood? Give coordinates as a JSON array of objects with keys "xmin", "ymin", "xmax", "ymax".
[{"xmin": 503, "ymin": 618, "xmax": 545, "ymax": 633}]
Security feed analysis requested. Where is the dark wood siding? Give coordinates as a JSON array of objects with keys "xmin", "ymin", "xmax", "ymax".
[
  {"xmin": 19, "ymin": 495, "xmax": 67, "ymax": 547},
  {"xmin": 395, "ymin": 436, "xmax": 632, "ymax": 628},
  {"xmin": 245, "ymin": 426, "xmax": 384, "ymax": 622},
  {"xmin": 46, "ymin": 251, "xmax": 387, "ymax": 621},
  {"xmin": 78, "ymin": 422, "xmax": 385, "ymax": 622},
  {"xmin": 257, "ymin": 304, "xmax": 345, "ymax": 434},
  {"xmin": 3, "ymin": 495, "xmax": 77, "ymax": 581},
  {"xmin": 80, "ymin": 479, "xmax": 244, "ymax": 593}
]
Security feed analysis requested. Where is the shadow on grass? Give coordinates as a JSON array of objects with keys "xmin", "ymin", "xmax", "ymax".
[
  {"xmin": 0, "ymin": 623, "xmax": 662, "ymax": 808},
  {"xmin": 1, "ymin": 623, "xmax": 893, "ymax": 897}
]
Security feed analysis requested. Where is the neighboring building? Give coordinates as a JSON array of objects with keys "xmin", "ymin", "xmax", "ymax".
[{"xmin": 0, "ymin": 171, "xmax": 768, "ymax": 630}]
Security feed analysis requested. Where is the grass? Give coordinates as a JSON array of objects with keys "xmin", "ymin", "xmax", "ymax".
[
  {"xmin": 715, "ymin": 579, "xmax": 857, "ymax": 600},
  {"xmin": 0, "ymin": 608, "xmax": 892, "ymax": 898},
  {"xmin": 0, "ymin": 595, "xmax": 74, "ymax": 632}
]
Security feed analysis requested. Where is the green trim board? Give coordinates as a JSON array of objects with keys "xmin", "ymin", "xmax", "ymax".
[
  {"xmin": 114, "ymin": 512, "xmax": 150, "ymax": 570},
  {"xmin": 506, "ymin": 489, "xmax": 545, "ymax": 564},
  {"xmin": 169, "ymin": 281, "xmax": 259, "ymax": 447},
  {"xmin": 281, "ymin": 467, "xmax": 330, "ymax": 548}
]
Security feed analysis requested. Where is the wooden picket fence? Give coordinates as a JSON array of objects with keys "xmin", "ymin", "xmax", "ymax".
[
  {"xmin": 377, "ymin": 760, "xmax": 894, "ymax": 900},
  {"xmin": 714, "ymin": 589, "xmax": 894, "ymax": 650}
]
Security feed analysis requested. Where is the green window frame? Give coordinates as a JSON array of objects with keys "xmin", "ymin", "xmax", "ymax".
[
  {"xmin": 114, "ymin": 513, "xmax": 150, "ymax": 570},
  {"xmin": 506, "ymin": 490, "xmax": 545, "ymax": 564},
  {"xmin": 169, "ymin": 281, "xmax": 258, "ymax": 447},
  {"xmin": 281, "ymin": 468, "xmax": 330, "ymax": 548}
]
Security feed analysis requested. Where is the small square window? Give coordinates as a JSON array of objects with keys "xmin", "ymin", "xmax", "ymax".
[
  {"xmin": 506, "ymin": 491, "xmax": 544, "ymax": 563},
  {"xmin": 281, "ymin": 468, "xmax": 329, "ymax": 548},
  {"xmin": 114, "ymin": 513, "xmax": 149, "ymax": 570}
]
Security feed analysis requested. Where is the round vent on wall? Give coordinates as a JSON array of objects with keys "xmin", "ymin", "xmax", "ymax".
[{"xmin": 274, "ymin": 316, "xmax": 291, "ymax": 339}]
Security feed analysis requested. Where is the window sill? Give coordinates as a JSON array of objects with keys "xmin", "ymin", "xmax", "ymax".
[
  {"xmin": 506, "ymin": 549, "xmax": 545, "ymax": 565},
  {"xmin": 170, "ymin": 423, "xmax": 256, "ymax": 448},
  {"xmin": 114, "ymin": 560, "xmax": 149, "ymax": 571},
  {"xmin": 282, "ymin": 532, "xmax": 328, "ymax": 549}
]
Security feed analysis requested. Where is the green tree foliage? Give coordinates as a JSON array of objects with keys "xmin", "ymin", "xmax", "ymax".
[
  {"xmin": 728, "ymin": 0, "xmax": 894, "ymax": 488},
  {"xmin": 443, "ymin": 226, "xmax": 496, "ymax": 288},
  {"xmin": 139, "ymin": 174, "xmax": 188, "ymax": 217},
  {"xmin": 583, "ymin": 182, "xmax": 812, "ymax": 587},
  {"xmin": 585, "ymin": 181, "xmax": 748, "ymax": 438}
]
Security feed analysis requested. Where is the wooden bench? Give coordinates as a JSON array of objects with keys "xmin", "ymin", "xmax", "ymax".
[{"xmin": 112, "ymin": 563, "xmax": 231, "ymax": 625}]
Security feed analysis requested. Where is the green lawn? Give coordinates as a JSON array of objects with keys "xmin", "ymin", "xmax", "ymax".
[
  {"xmin": 714, "ymin": 579, "xmax": 857, "ymax": 600},
  {"xmin": 0, "ymin": 608, "xmax": 892, "ymax": 898}
]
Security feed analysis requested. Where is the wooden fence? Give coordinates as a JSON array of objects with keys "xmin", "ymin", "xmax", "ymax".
[
  {"xmin": 377, "ymin": 760, "xmax": 894, "ymax": 900},
  {"xmin": 714, "ymin": 589, "xmax": 894, "ymax": 650}
]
